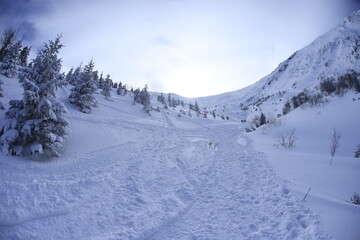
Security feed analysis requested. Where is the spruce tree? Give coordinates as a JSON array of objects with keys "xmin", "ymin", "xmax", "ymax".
[
  {"xmin": 0, "ymin": 78, "xmax": 4, "ymax": 110},
  {"xmin": 116, "ymin": 82, "xmax": 122, "ymax": 95},
  {"xmin": 67, "ymin": 65, "xmax": 82, "ymax": 85},
  {"xmin": 140, "ymin": 85, "xmax": 151, "ymax": 113},
  {"xmin": 69, "ymin": 60, "xmax": 98, "ymax": 113},
  {"xmin": 100, "ymin": 74, "xmax": 112, "ymax": 99},
  {"xmin": 0, "ymin": 29, "xmax": 17, "ymax": 62},
  {"xmin": 19, "ymin": 46, "xmax": 31, "ymax": 66},
  {"xmin": 0, "ymin": 35, "xmax": 70, "ymax": 157},
  {"xmin": 194, "ymin": 101, "xmax": 200, "ymax": 113},
  {"xmin": 0, "ymin": 40, "xmax": 22, "ymax": 77},
  {"xmin": 65, "ymin": 67, "xmax": 73, "ymax": 84}
]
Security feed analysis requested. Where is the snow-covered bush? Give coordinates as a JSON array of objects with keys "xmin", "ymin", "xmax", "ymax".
[
  {"xmin": 69, "ymin": 60, "xmax": 98, "ymax": 113},
  {"xmin": 320, "ymin": 71, "xmax": 360, "ymax": 95},
  {"xmin": 350, "ymin": 192, "xmax": 360, "ymax": 205},
  {"xmin": 319, "ymin": 78, "xmax": 336, "ymax": 94},
  {"xmin": 275, "ymin": 129, "xmax": 297, "ymax": 149}
]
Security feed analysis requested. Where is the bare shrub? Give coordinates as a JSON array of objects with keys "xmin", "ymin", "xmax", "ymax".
[
  {"xmin": 330, "ymin": 128, "xmax": 341, "ymax": 166},
  {"xmin": 275, "ymin": 129, "xmax": 297, "ymax": 149}
]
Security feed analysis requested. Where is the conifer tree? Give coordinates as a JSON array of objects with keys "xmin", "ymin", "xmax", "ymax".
[
  {"xmin": 157, "ymin": 93, "xmax": 165, "ymax": 104},
  {"xmin": 116, "ymin": 82, "xmax": 122, "ymax": 95},
  {"xmin": 65, "ymin": 67, "xmax": 73, "ymax": 84},
  {"xmin": 69, "ymin": 60, "xmax": 98, "ymax": 113},
  {"xmin": 19, "ymin": 46, "xmax": 31, "ymax": 66},
  {"xmin": 0, "ymin": 40, "xmax": 22, "ymax": 77},
  {"xmin": 167, "ymin": 93, "xmax": 172, "ymax": 107},
  {"xmin": 0, "ymin": 78, "xmax": 4, "ymax": 110},
  {"xmin": 0, "ymin": 35, "xmax": 70, "ymax": 157},
  {"xmin": 100, "ymin": 74, "xmax": 112, "ymax": 99},
  {"xmin": 0, "ymin": 29, "xmax": 17, "ymax": 62},
  {"xmin": 67, "ymin": 65, "xmax": 82, "ymax": 85},
  {"xmin": 194, "ymin": 101, "xmax": 200, "ymax": 113},
  {"xmin": 140, "ymin": 85, "xmax": 151, "ymax": 113}
]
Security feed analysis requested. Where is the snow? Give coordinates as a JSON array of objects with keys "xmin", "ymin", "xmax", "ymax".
[
  {"xmin": 0, "ymin": 78, "xmax": 331, "ymax": 239},
  {"xmin": 1, "ymin": 9, "xmax": 360, "ymax": 240},
  {"xmin": 250, "ymin": 92, "xmax": 360, "ymax": 240}
]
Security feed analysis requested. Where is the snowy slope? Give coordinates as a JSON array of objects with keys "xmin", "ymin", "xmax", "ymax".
[
  {"xmin": 0, "ymin": 75, "xmax": 330, "ymax": 239},
  {"xmin": 250, "ymin": 92, "xmax": 360, "ymax": 240},
  {"xmin": 196, "ymin": 10, "xmax": 360, "ymax": 120}
]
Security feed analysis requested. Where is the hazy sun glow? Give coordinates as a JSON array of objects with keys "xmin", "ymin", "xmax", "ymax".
[{"xmin": 0, "ymin": 0, "xmax": 359, "ymax": 97}]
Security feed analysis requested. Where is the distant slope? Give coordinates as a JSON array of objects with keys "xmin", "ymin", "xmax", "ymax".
[{"xmin": 196, "ymin": 9, "xmax": 360, "ymax": 121}]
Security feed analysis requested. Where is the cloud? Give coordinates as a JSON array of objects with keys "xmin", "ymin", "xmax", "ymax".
[
  {"xmin": 1, "ymin": 0, "xmax": 359, "ymax": 97},
  {"xmin": 17, "ymin": 22, "xmax": 37, "ymax": 42},
  {"xmin": 153, "ymin": 36, "xmax": 173, "ymax": 46},
  {"xmin": 0, "ymin": 0, "xmax": 53, "ymax": 43}
]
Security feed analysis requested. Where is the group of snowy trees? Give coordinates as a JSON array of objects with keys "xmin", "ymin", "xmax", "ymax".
[
  {"xmin": 0, "ymin": 34, "xmax": 70, "ymax": 157},
  {"xmin": 157, "ymin": 93, "xmax": 185, "ymax": 109},
  {"xmin": 157, "ymin": 93, "xmax": 226, "ymax": 119},
  {"xmin": 0, "ymin": 29, "xmax": 152, "ymax": 158},
  {"xmin": 132, "ymin": 85, "xmax": 151, "ymax": 113},
  {"xmin": 68, "ymin": 60, "xmax": 99, "ymax": 113},
  {"xmin": 66, "ymin": 61, "xmax": 151, "ymax": 113},
  {"xmin": 0, "ymin": 29, "xmax": 31, "ymax": 78}
]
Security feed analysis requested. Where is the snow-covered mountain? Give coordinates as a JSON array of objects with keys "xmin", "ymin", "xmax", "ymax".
[{"xmin": 197, "ymin": 9, "xmax": 360, "ymax": 121}]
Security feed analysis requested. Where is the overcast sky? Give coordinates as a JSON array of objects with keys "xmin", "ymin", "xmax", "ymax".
[{"xmin": 1, "ymin": 0, "xmax": 359, "ymax": 97}]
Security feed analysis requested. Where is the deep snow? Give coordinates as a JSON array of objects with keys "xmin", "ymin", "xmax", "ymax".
[
  {"xmin": 1, "ymin": 10, "xmax": 360, "ymax": 240},
  {"xmin": 250, "ymin": 92, "xmax": 360, "ymax": 240},
  {"xmin": 1, "ymin": 77, "xmax": 332, "ymax": 239}
]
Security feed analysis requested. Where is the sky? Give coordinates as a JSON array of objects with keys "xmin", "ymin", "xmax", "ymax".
[{"xmin": 0, "ymin": 0, "xmax": 359, "ymax": 97}]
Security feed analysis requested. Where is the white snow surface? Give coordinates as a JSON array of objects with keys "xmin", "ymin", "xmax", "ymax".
[
  {"xmin": 0, "ymin": 77, "xmax": 332, "ymax": 240},
  {"xmin": 1, "ymin": 10, "xmax": 360, "ymax": 240}
]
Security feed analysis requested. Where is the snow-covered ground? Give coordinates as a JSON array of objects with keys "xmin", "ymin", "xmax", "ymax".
[
  {"xmin": 0, "ymin": 77, "xmax": 334, "ymax": 239},
  {"xmin": 1, "ymin": 10, "xmax": 360, "ymax": 239},
  {"xmin": 250, "ymin": 92, "xmax": 360, "ymax": 240}
]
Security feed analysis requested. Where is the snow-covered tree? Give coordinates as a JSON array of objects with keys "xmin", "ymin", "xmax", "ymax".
[
  {"xmin": 0, "ymin": 29, "xmax": 17, "ymax": 62},
  {"xmin": 0, "ymin": 78, "xmax": 4, "ymax": 110},
  {"xmin": 140, "ymin": 85, "xmax": 151, "ymax": 113},
  {"xmin": 100, "ymin": 74, "xmax": 112, "ymax": 99},
  {"xmin": 0, "ymin": 35, "xmax": 70, "ymax": 157},
  {"xmin": 167, "ymin": 93, "xmax": 172, "ymax": 107},
  {"xmin": 67, "ymin": 65, "xmax": 82, "ymax": 85},
  {"xmin": 157, "ymin": 93, "xmax": 165, "ymax": 104},
  {"xmin": 19, "ymin": 46, "xmax": 31, "ymax": 66},
  {"xmin": 69, "ymin": 60, "xmax": 98, "ymax": 113},
  {"xmin": 259, "ymin": 112, "xmax": 266, "ymax": 126},
  {"xmin": 132, "ymin": 85, "xmax": 151, "ymax": 113},
  {"xmin": 0, "ymin": 40, "xmax": 22, "ymax": 77},
  {"xmin": 65, "ymin": 67, "xmax": 73, "ymax": 83},
  {"xmin": 194, "ymin": 101, "xmax": 200, "ymax": 113}
]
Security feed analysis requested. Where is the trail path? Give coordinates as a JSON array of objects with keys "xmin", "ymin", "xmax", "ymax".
[{"xmin": 0, "ymin": 108, "xmax": 329, "ymax": 239}]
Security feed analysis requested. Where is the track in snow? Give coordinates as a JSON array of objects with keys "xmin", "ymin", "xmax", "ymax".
[{"xmin": 0, "ymin": 110, "xmax": 329, "ymax": 240}]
